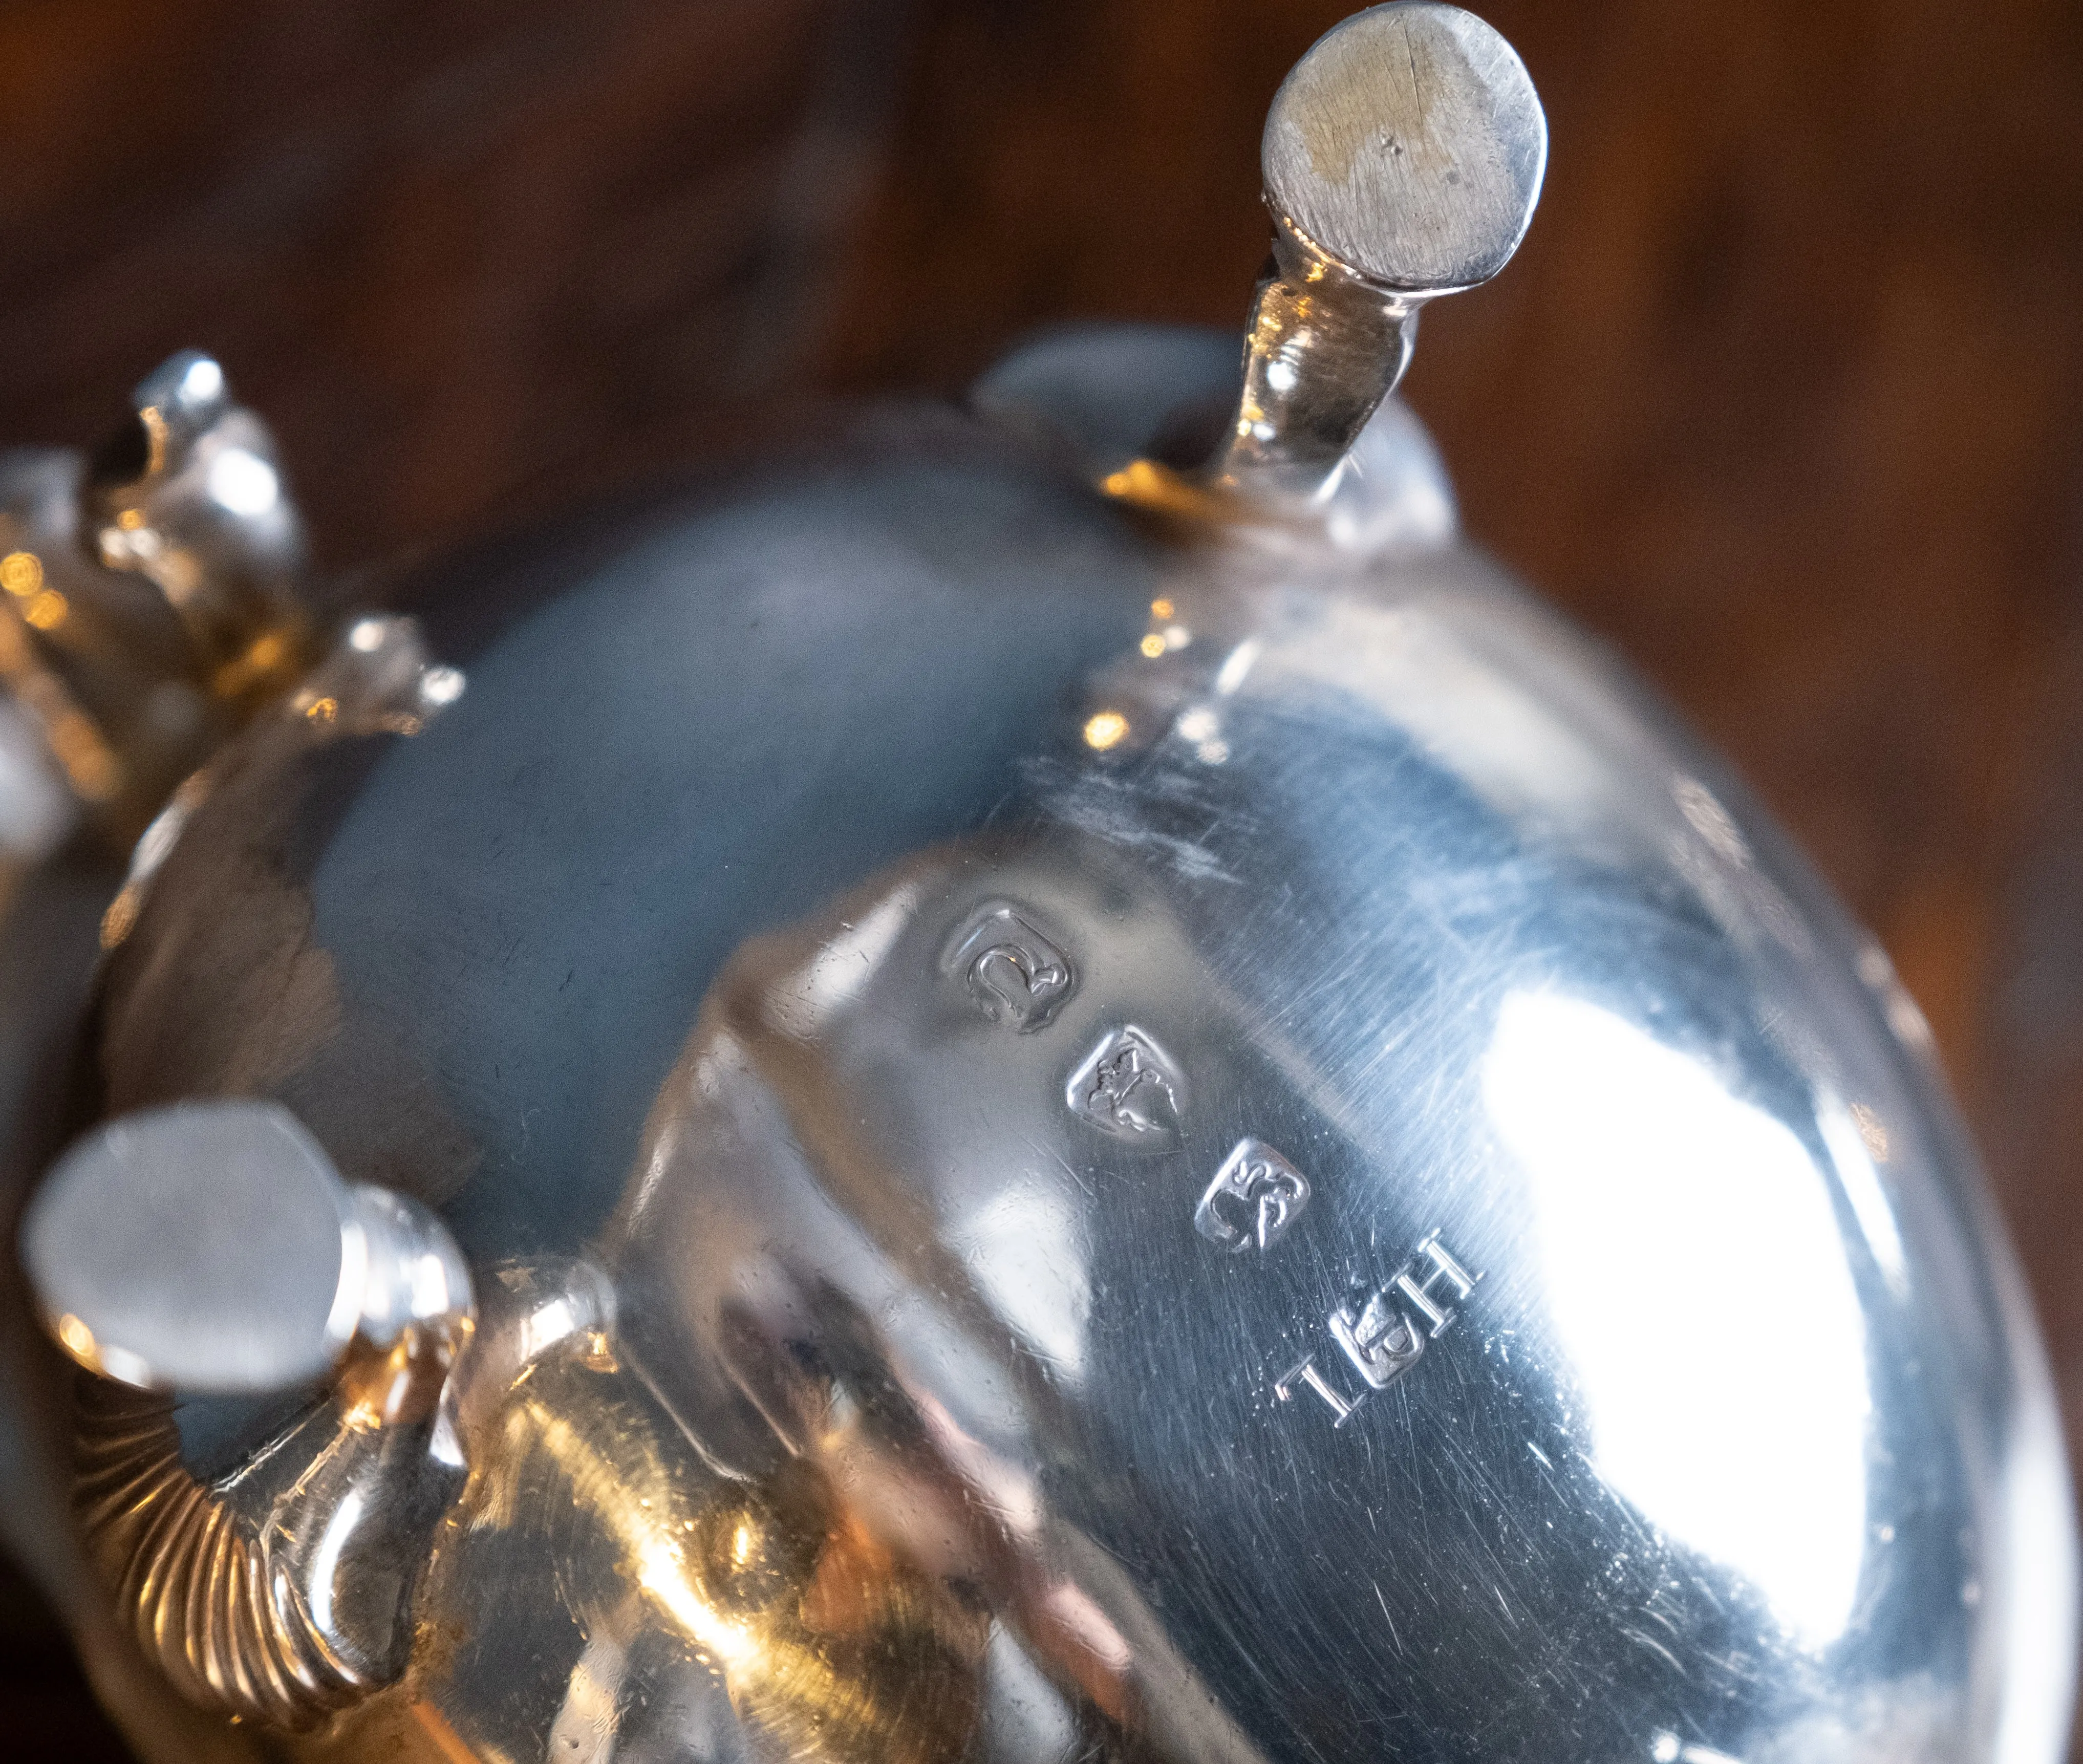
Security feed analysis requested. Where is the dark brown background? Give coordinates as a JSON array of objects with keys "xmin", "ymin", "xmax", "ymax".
[{"xmin": 2, "ymin": 0, "xmax": 2080, "ymax": 1753}]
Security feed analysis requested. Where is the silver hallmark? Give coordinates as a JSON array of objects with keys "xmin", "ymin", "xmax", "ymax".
[
  {"xmin": 1291, "ymin": 1231, "xmax": 1481, "ymax": 1420},
  {"xmin": 1327, "ymin": 1286, "xmax": 1428, "ymax": 1390},
  {"xmin": 943, "ymin": 901, "xmax": 1075, "ymax": 1031},
  {"xmin": 1391, "ymin": 1231, "xmax": 1480, "ymax": 1337},
  {"xmin": 1330, "ymin": 1230, "xmax": 1479, "ymax": 1389},
  {"xmin": 1275, "ymin": 1356, "xmax": 1364, "ymax": 1428},
  {"xmin": 1195, "ymin": 1137, "xmax": 1310, "ymax": 1253},
  {"xmin": 1067, "ymin": 1025, "xmax": 1183, "ymax": 1143}
]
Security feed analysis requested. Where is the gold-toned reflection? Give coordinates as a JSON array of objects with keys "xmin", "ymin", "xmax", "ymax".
[
  {"xmin": 209, "ymin": 625, "xmax": 299, "ymax": 700},
  {"xmin": 22, "ymin": 589, "xmax": 68, "ymax": 630},
  {"xmin": 1098, "ymin": 456, "xmax": 1221, "ymax": 518},
  {"xmin": 5, "ymin": 548, "xmax": 67, "ymax": 629},
  {"xmin": 0, "ymin": 561, "xmax": 121, "ymax": 804},
  {"xmin": 436, "ymin": 1352, "xmax": 985, "ymax": 1764},
  {"xmin": 1083, "ymin": 710, "xmax": 1128, "ymax": 750},
  {"xmin": 0, "ymin": 550, "xmax": 40, "ymax": 596}
]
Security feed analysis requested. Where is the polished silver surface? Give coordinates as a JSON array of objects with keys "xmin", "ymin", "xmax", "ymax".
[
  {"xmin": 1189, "ymin": 2, "xmax": 1547, "ymax": 509},
  {"xmin": 85, "ymin": 348, "xmax": 306, "ymax": 680},
  {"xmin": 0, "ymin": 350, "xmax": 313, "ymax": 862},
  {"xmin": 583, "ymin": 505, "xmax": 2075, "ymax": 1763},
  {"xmin": 29, "ymin": 1101, "xmax": 476, "ymax": 1730},
  {"xmin": 27, "ymin": 1102, "xmax": 358, "ymax": 1392},
  {"xmin": 35, "ymin": 358, "xmax": 2070, "ymax": 1760},
  {"xmin": 1, "ymin": 5, "xmax": 2072, "ymax": 1761},
  {"xmin": 27, "ymin": 1098, "xmax": 473, "ymax": 1397},
  {"xmin": 1262, "ymin": 2, "xmax": 1545, "ymax": 293}
]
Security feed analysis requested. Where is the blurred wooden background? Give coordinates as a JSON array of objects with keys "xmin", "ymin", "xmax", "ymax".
[{"xmin": 2, "ymin": 0, "xmax": 2081, "ymax": 1752}]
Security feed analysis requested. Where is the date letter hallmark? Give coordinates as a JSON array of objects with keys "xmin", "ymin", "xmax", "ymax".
[
  {"xmin": 1067, "ymin": 1025, "xmax": 1183, "ymax": 1144},
  {"xmin": 1195, "ymin": 1138, "xmax": 1309, "ymax": 1253},
  {"xmin": 1332, "ymin": 1231, "xmax": 1478, "ymax": 1387},
  {"xmin": 1277, "ymin": 1232, "xmax": 1480, "ymax": 1427},
  {"xmin": 943, "ymin": 902, "xmax": 1074, "ymax": 1031}
]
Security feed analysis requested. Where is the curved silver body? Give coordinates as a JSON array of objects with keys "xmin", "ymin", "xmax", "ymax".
[{"xmin": 63, "ymin": 332, "xmax": 2073, "ymax": 1761}]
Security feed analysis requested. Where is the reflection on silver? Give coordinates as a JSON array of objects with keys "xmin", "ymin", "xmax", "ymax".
[
  {"xmin": 1486, "ymin": 991, "xmax": 1870, "ymax": 1648},
  {"xmin": 40, "ymin": 393, "xmax": 2078, "ymax": 1757},
  {"xmin": 0, "ymin": 348, "xmax": 314, "ymax": 865},
  {"xmin": 88, "ymin": 347, "xmax": 305, "ymax": 669},
  {"xmin": 36, "ymin": 1102, "xmax": 476, "ymax": 1728},
  {"xmin": 6, "ymin": 5, "xmax": 2074, "ymax": 1762},
  {"xmin": 288, "ymin": 613, "xmax": 467, "ymax": 739}
]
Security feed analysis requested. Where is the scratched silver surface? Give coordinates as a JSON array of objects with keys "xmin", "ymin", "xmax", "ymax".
[
  {"xmin": 15, "ymin": 8, "xmax": 2069, "ymax": 1752},
  {"xmin": 1261, "ymin": 2, "xmax": 1545, "ymax": 294},
  {"xmin": 70, "ymin": 328, "xmax": 2074, "ymax": 1761},
  {"xmin": 1201, "ymin": 3, "xmax": 1546, "ymax": 507},
  {"xmin": 598, "ymin": 485, "xmax": 2075, "ymax": 1764}
]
